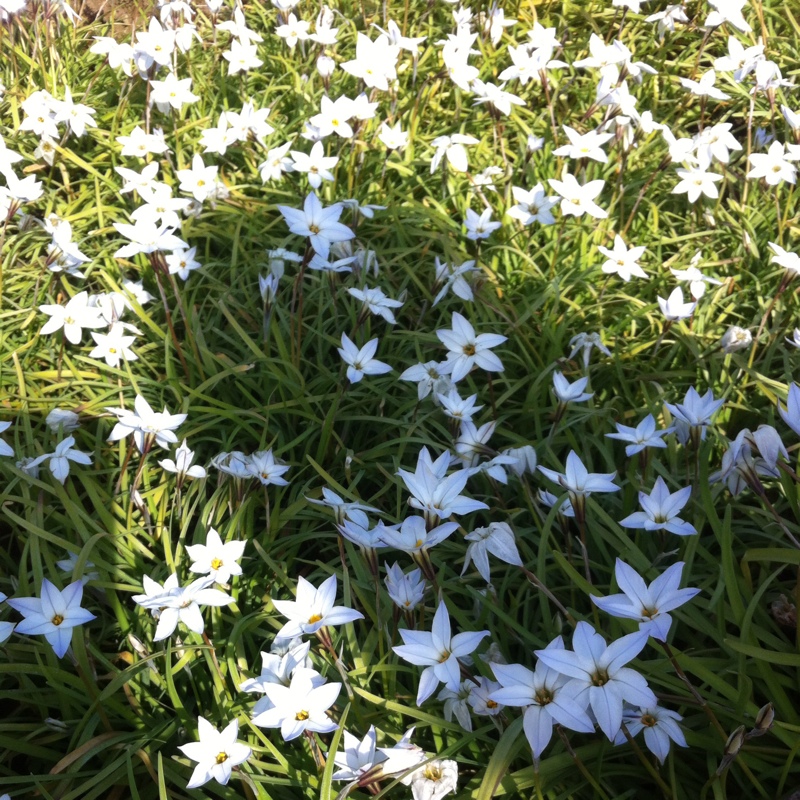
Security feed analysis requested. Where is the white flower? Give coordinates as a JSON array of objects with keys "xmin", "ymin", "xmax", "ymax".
[
  {"xmin": 258, "ymin": 142, "xmax": 293, "ymax": 182},
  {"xmin": 149, "ymin": 72, "xmax": 199, "ymax": 113},
  {"xmin": 768, "ymin": 242, "xmax": 800, "ymax": 274},
  {"xmin": 553, "ymin": 372, "xmax": 593, "ymax": 405},
  {"xmin": 379, "ymin": 121, "xmax": 409, "ymax": 150},
  {"xmin": 591, "ymin": 559, "xmax": 700, "ymax": 640},
  {"xmin": 39, "ymin": 291, "xmax": 104, "ymax": 344},
  {"xmin": 217, "ymin": 39, "xmax": 264, "ymax": 75},
  {"xmin": 619, "ymin": 477, "xmax": 696, "ymax": 536},
  {"xmin": 664, "ymin": 386, "xmax": 724, "ymax": 443},
  {"xmin": 348, "ymin": 286, "xmax": 403, "ymax": 324},
  {"xmin": 472, "ymin": 80, "xmax": 524, "ymax": 116},
  {"xmin": 399, "ymin": 360, "xmax": 455, "ymax": 400},
  {"xmin": 89, "ymin": 324, "xmax": 138, "ymax": 368},
  {"xmin": 272, "ymin": 574, "xmax": 363, "ymax": 639},
  {"xmin": 176, "ymin": 154, "xmax": 219, "ymax": 202},
  {"xmin": 158, "ymin": 439, "xmax": 207, "ymax": 484},
  {"xmin": 290, "ymin": 141, "xmax": 338, "ymax": 189},
  {"xmin": 430, "ymin": 134, "xmax": 479, "ymax": 173},
  {"xmin": 132, "ymin": 574, "xmax": 233, "ymax": 641},
  {"xmin": 408, "ymin": 759, "xmax": 458, "ymax": 800},
  {"xmin": 606, "ymin": 414, "xmax": 672, "ymax": 456},
  {"xmin": 680, "ymin": 69, "xmax": 730, "ymax": 100},
  {"xmin": 670, "ymin": 265, "xmax": 723, "ymax": 299},
  {"xmin": 276, "ymin": 12, "xmax": 310, "ymax": 48},
  {"xmin": 462, "ymin": 522, "xmax": 522, "ymax": 582},
  {"xmin": 185, "ymin": 528, "xmax": 245, "ymax": 584},
  {"xmin": 464, "ymin": 207, "xmax": 502, "ymax": 240},
  {"xmin": 6, "ymin": 579, "xmax": 96, "ymax": 658},
  {"xmin": 657, "ymin": 287, "xmax": 696, "ymax": 321},
  {"xmin": 535, "ymin": 622, "xmax": 656, "ymax": 741},
  {"xmin": 396, "ymin": 447, "xmax": 488, "ymax": 521},
  {"xmin": 433, "ymin": 258, "xmax": 480, "ymax": 305},
  {"xmin": 597, "ymin": 236, "xmax": 648, "ymax": 281},
  {"xmin": 490, "ymin": 637, "xmax": 595, "ymax": 760},
  {"xmin": 277, "ymin": 193, "xmax": 354, "ymax": 259},
  {"xmin": 332, "ymin": 726, "xmax": 385, "ymax": 781},
  {"xmin": 177, "ymin": 718, "xmax": 251, "ymax": 789},
  {"xmin": 384, "ymin": 562, "xmax": 427, "ymax": 611},
  {"xmin": 548, "ymin": 171, "xmax": 607, "ymax": 218},
  {"xmin": 246, "ymin": 450, "xmax": 290, "ymax": 486},
  {"xmin": 553, "ymin": 125, "xmax": 614, "ymax": 162},
  {"xmin": 614, "ymin": 705, "xmax": 687, "ymax": 764},
  {"xmin": 337, "ymin": 334, "xmax": 392, "ymax": 383},
  {"xmin": 436, "ymin": 312, "xmax": 506, "ymax": 382},
  {"xmin": 392, "ymin": 600, "xmax": 489, "ymax": 704},
  {"xmin": 30, "ymin": 436, "xmax": 92, "ymax": 484},
  {"xmin": 340, "ymin": 32, "xmax": 400, "ymax": 91},
  {"xmin": 506, "ymin": 184, "xmax": 558, "ymax": 226},
  {"xmin": 721, "ymin": 326, "xmax": 752, "ymax": 353},
  {"xmin": 378, "ymin": 516, "xmax": 459, "ymax": 555},
  {"xmin": 538, "ymin": 451, "xmax": 619, "ymax": 510},
  {"xmin": 672, "ymin": 166, "xmax": 724, "ymax": 202},
  {"xmin": 251, "ymin": 668, "xmax": 341, "ymax": 739},
  {"xmin": 106, "ymin": 394, "xmax": 186, "ymax": 452},
  {"xmin": 705, "ymin": 0, "xmax": 751, "ymax": 32},
  {"xmin": 747, "ymin": 141, "xmax": 796, "ymax": 186},
  {"xmin": 568, "ymin": 332, "xmax": 612, "ymax": 367}
]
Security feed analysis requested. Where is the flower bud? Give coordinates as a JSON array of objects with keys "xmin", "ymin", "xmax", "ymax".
[
  {"xmin": 316, "ymin": 55, "xmax": 336, "ymax": 79},
  {"xmin": 717, "ymin": 725, "xmax": 746, "ymax": 774},
  {"xmin": 46, "ymin": 408, "xmax": 80, "ymax": 433},
  {"xmin": 502, "ymin": 445, "xmax": 537, "ymax": 477},
  {"xmin": 748, "ymin": 702, "xmax": 775, "ymax": 737},
  {"xmin": 749, "ymin": 425, "xmax": 788, "ymax": 469}
]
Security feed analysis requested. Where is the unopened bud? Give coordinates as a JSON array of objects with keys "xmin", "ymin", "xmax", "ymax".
[
  {"xmin": 316, "ymin": 55, "xmax": 336, "ymax": 79},
  {"xmin": 717, "ymin": 725, "xmax": 746, "ymax": 774},
  {"xmin": 749, "ymin": 425, "xmax": 788, "ymax": 469},
  {"xmin": 748, "ymin": 702, "xmax": 775, "ymax": 737}
]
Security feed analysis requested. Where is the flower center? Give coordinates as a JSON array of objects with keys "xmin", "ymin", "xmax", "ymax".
[
  {"xmin": 308, "ymin": 224, "xmax": 320, "ymax": 234},
  {"xmin": 463, "ymin": 344, "xmax": 476, "ymax": 356},
  {"xmin": 308, "ymin": 613, "xmax": 323, "ymax": 624},
  {"xmin": 295, "ymin": 710, "xmax": 310, "ymax": 720},
  {"xmin": 437, "ymin": 650, "xmax": 451, "ymax": 663},
  {"xmin": 211, "ymin": 557, "xmax": 224, "ymax": 571},
  {"xmin": 215, "ymin": 751, "xmax": 228, "ymax": 764},
  {"xmin": 424, "ymin": 764, "xmax": 443, "ymax": 781},
  {"xmin": 486, "ymin": 699, "xmax": 498, "ymax": 708},
  {"xmin": 641, "ymin": 713, "xmax": 657, "ymax": 727},
  {"xmin": 535, "ymin": 688, "xmax": 553, "ymax": 705},
  {"xmin": 591, "ymin": 669, "xmax": 610, "ymax": 687},
  {"xmin": 51, "ymin": 614, "xmax": 64, "ymax": 626}
]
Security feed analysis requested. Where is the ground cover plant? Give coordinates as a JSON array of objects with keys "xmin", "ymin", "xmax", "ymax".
[{"xmin": 1, "ymin": 0, "xmax": 800, "ymax": 797}]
